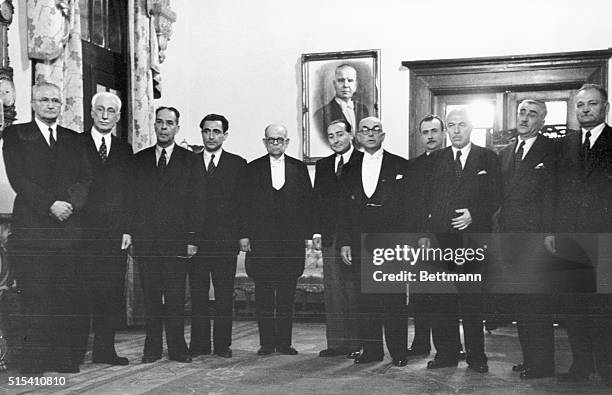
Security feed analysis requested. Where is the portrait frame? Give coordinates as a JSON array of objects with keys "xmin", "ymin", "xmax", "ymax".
[{"xmin": 301, "ymin": 49, "xmax": 380, "ymax": 163}]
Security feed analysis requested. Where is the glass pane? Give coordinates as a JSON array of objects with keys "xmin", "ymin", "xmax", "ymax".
[
  {"xmin": 107, "ymin": 0, "xmax": 123, "ymax": 53},
  {"xmin": 446, "ymin": 102, "xmax": 494, "ymax": 129},
  {"xmin": 91, "ymin": 0, "xmax": 105, "ymax": 47},
  {"xmin": 544, "ymin": 100, "xmax": 567, "ymax": 125},
  {"xmin": 79, "ymin": 0, "xmax": 90, "ymax": 41}
]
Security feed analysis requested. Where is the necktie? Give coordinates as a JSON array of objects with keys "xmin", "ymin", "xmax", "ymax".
[
  {"xmin": 514, "ymin": 140, "xmax": 525, "ymax": 171},
  {"xmin": 158, "ymin": 148, "xmax": 167, "ymax": 177},
  {"xmin": 48, "ymin": 127, "xmax": 56, "ymax": 151},
  {"xmin": 454, "ymin": 150, "xmax": 463, "ymax": 179},
  {"xmin": 99, "ymin": 136, "xmax": 108, "ymax": 162},
  {"xmin": 336, "ymin": 155, "xmax": 344, "ymax": 178},
  {"xmin": 583, "ymin": 131, "xmax": 591, "ymax": 161},
  {"xmin": 207, "ymin": 153, "xmax": 216, "ymax": 175}
]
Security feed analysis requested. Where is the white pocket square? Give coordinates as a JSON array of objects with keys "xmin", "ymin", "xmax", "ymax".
[
  {"xmin": 534, "ymin": 163, "xmax": 545, "ymax": 169},
  {"xmin": 396, "ymin": 174, "xmax": 404, "ymax": 180},
  {"xmin": 477, "ymin": 170, "xmax": 487, "ymax": 175}
]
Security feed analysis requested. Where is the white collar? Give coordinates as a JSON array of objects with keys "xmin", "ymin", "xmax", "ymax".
[
  {"xmin": 35, "ymin": 117, "xmax": 57, "ymax": 135},
  {"xmin": 270, "ymin": 154, "xmax": 285, "ymax": 163},
  {"xmin": 363, "ymin": 147, "xmax": 384, "ymax": 160},
  {"xmin": 204, "ymin": 147, "xmax": 222, "ymax": 159},
  {"xmin": 452, "ymin": 143, "xmax": 471, "ymax": 158},
  {"xmin": 582, "ymin": 123, "xmax": 606, "ymax": 146},
  {"xmin": 337, "ymin": 145, "xmax": 354, "ymax": 163},
  {"xmin": 334, "ymin": 97, "xmax": 354, "ymax": 109}
]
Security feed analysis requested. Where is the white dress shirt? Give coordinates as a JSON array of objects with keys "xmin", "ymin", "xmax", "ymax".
[
  {"xmin": 516, "ymin": 135, "xmax": 537, "ymax": 160},
  {"xmin": 270, "ymin": 154, "xmax": 285, "ymax": 190},
  {"xmin": 362, "ymin": 148, "xmax": 384, "ymax": 198},
  {"xmin": 582, "ymin": 123, "xmax": 606, "ymax": 148},
  {"xmin": 156, "ymin": 142, "xmax": 176, "ymax": 163},
  {"xmin": 91, "ymin": 127, "xmax": 113, "ymax": 154},
  {"xmin": 35, "ymin": 118, "xmax": 57, "ymax": 147},
  {"xmin": 335, "ymin": 97, "xmax": 356, "ymax": 132},
  {"xmin": 334, "ymin": 145, "xmax": 354, "ymax": 171},
  {"xmin": 204, "ymin": 148, "xmax": 222, "ymax": 168},
  {"xmin": 451, "ymin": 143, "xmax": 472, "ymax": 169}
]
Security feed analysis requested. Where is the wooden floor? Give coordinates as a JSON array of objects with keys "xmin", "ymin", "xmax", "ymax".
[{"xmin": 0, "ymin": 321, "xmax": 610, "ymax": 394}]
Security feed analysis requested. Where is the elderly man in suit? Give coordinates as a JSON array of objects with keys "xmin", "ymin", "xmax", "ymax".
[
  {"xmin": 337, "ymin": 116, "xmax": 410, "ymax": 367},
  {"xmin": 127, "ymin": 106, "xmax": 203, "ymax": 364},
  {"xmin": 314, "ymin": 64, "xmax": 369, "ymax": 142},
  {"xmin": 74, "ymin": 92, "xmax": 133, "ymax": 366},
  {"xmin": 239, "ymin": 124, "xmax": 313, "ymax": 356},
  {"xmin": 406, "ymin": 114, "xmax": 465, "ymax": 360},
  {"xmin": 423, "ymin": 108, "xmax": 502, "ymax": 373},
  {"xmin": 547, "ymin": 84, "xmax": 612, "ymax": 385},
  {"xmin": 3, "ymin": 82, "xmax": 92, "ymax": 374},
  {"xmin": 189, "ymin": 114, "xmax": 246, "ymax": 359},
  {"xmin": 497, "ymin": 100, "xmax": 557, "ymax": 379},
  {"xmin": 314, "ymin": 119, "xmax": 362, "ymax": 359}
]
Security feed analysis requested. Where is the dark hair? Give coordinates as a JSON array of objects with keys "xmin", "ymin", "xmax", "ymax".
[
  {"xmin": 577, "ymin": 83, "xmax": 608, "ymax": 102},
  {"xmin": 418, "ymin": 114, "xmax": 445, "ymax": 132},
  {"xmin": 327, "ymin": 119, "xmax": 352, "ymax": 133},
  {"xmin": 156, "ymin": 106, "xmax": 180, "ymax": 123},
  {"xmin": 200, "ymin": 113, "xmax": 229, "ymax": 132}
]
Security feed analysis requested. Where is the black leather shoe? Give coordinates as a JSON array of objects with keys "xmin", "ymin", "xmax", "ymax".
[
  {"xmin": 520, "ymin": 368, "xmax": 554, "ymax": 379},
  {"xmin": 54, "ymin": 363, "xmax": 80, "ymax": 374},
  {"xmin": 257, "ymin": 347, "xmax": 274, "ymax": 356},
  {"xmin": 467, "ymin": 362, "xmax": 489, "ymax": 373},
  {"xmin": 277, "ymin": 346, "xmax": 298, "ymax": 355},
  {"xmin": 354, "ymin": 354, "xmax": 383, "ymax": 364},
  {"xmin": 214, "ymin": 348, "xmax": 232, "ymax": 358},
  {"xmin": 427, "ymin": 358, "xmax": 458, "ymax": 369},
  {"xmin": 141, "ymin": 354, "xmax": 162, "ymax": 364},
  {"xmin": 346, "ymin": 351, "xmax": 361, "ymax": 359},
  {"xmin": 392, "ymin": 357, "xmax": 408, "ymax": 367},
  {"xmin": 557, "ymin": 371, "xmax": 590, "ymax": 382},
  {"xmin": 189, "ymin": 348, "xmax": 211, "ymax": 357},
  {"xmin": 406, "ymin": 348, "xmax": 429, "ymax": 356},
  {"xmin": 457, "ymin": 350, "xmax": 467, "ymax": 361},
  {"xmin": 512, "ymin": 363, "xmax": 527, "ymax": 372},
  {"xmin": 169, "ymin": 353, "xmax": 192, "ymax": 363},
  {"xmin": 319, "ymin": 348, "xmax": 344, "ymax": 357},
  {"xmin": 93, "ymin": 354, "xmax": 129, "ymax": 366}
]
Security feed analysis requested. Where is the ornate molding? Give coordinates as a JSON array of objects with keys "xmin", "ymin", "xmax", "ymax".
[{"xmin": 147, "ymin": 0, "xmax": 175, "ymax": 64}]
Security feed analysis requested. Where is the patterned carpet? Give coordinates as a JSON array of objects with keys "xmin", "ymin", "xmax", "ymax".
[{"xmin": 0, "ymin": 321, "xmax": 611, "ymax": 394}]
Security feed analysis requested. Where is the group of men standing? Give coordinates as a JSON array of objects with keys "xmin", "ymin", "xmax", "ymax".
[{"xmin": 3, "ymin": 80, "xmax": 612, "ymax": 387}]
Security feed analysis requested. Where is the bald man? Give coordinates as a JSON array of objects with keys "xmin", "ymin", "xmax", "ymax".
[{"xmin": 240, "ymin": 124, "xmax": 314, "ymax": 356}]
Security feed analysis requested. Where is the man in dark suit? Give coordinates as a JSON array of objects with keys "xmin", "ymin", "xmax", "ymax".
[
  {"xmin": 3, "ymin": 82, "xmax": 92, "ymax": 374},
  {"xmin": 547, "ymin": 84, "xmax": 612, "ymax": 385},
  {"xmin": 127, "ymin": 106, "xmax": 203, "ymax": 364},
  {"xmin": 73, "ymin": 92, "xmax": 132, "ymax": 366},
  {"xmin": 497, "ymin": 100, "xmax": 557, "ymax": 379},
  {"xmin": 314, "ymin": 119, "xmax": 362, "ymax": 359},
  {"xmin": 406, "ymin": 114, "xmax": 464, "ymax": 360},
  {"xmin": 337, "ymin": 117, "xmax": 410, "ymax": 367},
  {"xmin": 239, "ymin": 124, "xmax": 313, "ymax": 356},
  {"xmin": 314, "ymin": 64, "xmax": 369, "ymax": 142},
  {"xmin": 424, "ymin": 108, "xmax": 502, "ymax": 373},
  {"xmin": 189, "ymin": 113, "xmax": 246, "ymax": 359}
]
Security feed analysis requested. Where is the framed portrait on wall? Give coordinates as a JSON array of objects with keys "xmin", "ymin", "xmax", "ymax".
[{"xmin": 301, "ymin": 49, "xmax": 380, "ymax": 163}]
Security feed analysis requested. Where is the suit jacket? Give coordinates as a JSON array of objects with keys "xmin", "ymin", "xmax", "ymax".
[
  {"xmin": 197, "ymin": 150, "xmax": 247, "ymax": 254},
  {"xmin": 405, "ymin": 152, "xmax": 438, "ymax": 232},
  {"xmin": 3, "ymin": 121, "xmax": 92, "ymax": 251},
  {"xmin": 81, "ymin": 132, "xmax": 133, "ymax": 240},
  {"xmin": 313, "ymin": 149, "xmax": 363, "ymax": 246},
  {"xmin": 315, "ymin": 98, "xmax": 369, "ymax": 138},
  {"xmin": 336, "ymin": 150, "xmax": 409, "ymax": 257},
  {"xmin": 499, "ymin": 135, "xmax": 556, "ymax": 233},
  {"xmin": 425, "ymin": 145, "xmax": 502, "ymax": 233},
  {"xmin": 240, "ymin": 154, "xmax": 313, "ymax": 278},
  {"xmin": 128, "ymin": 144, "xmax": 203, "ymax": 257}
]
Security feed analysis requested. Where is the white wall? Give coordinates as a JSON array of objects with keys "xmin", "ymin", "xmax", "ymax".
[{"xmin": 157, "ymin": 0, "xmax": 612, "ymax": 162}]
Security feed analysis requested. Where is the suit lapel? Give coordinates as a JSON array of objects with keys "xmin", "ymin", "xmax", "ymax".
[
  {"xmin": 586, "ymin": 125, "xmax": 612, "ymax": 177},
  {"xmin": 159, "ymin": 146, "xmax": 183, "ymax": 189},
  {"xmin": 461, "ymin": 146, "xmax": 479, "ymax": 180}
]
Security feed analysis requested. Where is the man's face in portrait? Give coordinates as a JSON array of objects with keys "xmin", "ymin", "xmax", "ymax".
[
  {"xmin": 575, "ymin": 88, "xmax": 609, "ymax": 129},
  {"xmin": 201, "ymin": 120, "xmax": 227, "ymax": 152},
  {"xmin": 516, "ymin": 101, "xmax": 545, "ymax": 139},
  {"xmin": 332, "ymin": 66, "xmax": 357, "ymax": 102},
  {"xmin": 446, "ymin": 110, "xmax": 472, "ymax": 149},
  {"xmin": 420, "ymin": 118, "xmax": 444, "ymax": 153},
  {"xmin": 155, "ymin": 108, "xmax": 180, "ymax": 147},
  {"xmin": 357, "ymin": 117, "xmax": 385, "ymax": 153},
  {"xmin": 32, "ymin": 85, "xmax": 62, "ymax": 124},
  {"xmin": 327, "ymin": 121, "xmax": 353, "ymax": 155},
  {"xmin": 263, "ymin": 124, "xmax": 289, "ymax": 159},
  {"xmin": 91, "ymin": 95, "xmax": 121, "ymax": 134}
]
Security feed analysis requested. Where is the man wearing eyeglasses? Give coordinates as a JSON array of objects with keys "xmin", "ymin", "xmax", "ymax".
[
  {"xmin": 3, "ymin": 82, "xmax": 92, "ymax": 374},
  {"xmin": 189, "ymin": 114, "xmax": 246, "ymax": 359},
  {"xmin": 127, "ymin": 106, "xmax": 204, "ymax": 364},
  {"xmin": 239, "ymin": 124, "xmax": 313, "ymax": 356},
  {"xmin": 337, "ymin": 117, "xmax": 410, "ymax": 367},
  {"xmin": 315, "ymin": 64, "xmax": 370, "ymax": 145},
  {"xmin": 71, "ymin": 92, "xmax": 133, "ymax": 367}
]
